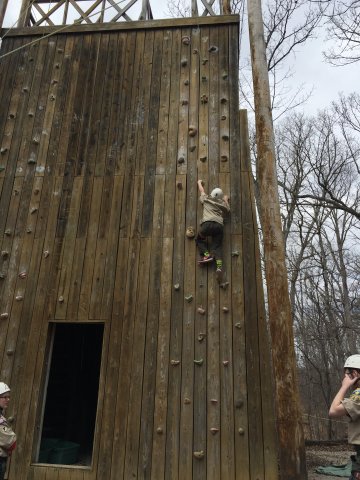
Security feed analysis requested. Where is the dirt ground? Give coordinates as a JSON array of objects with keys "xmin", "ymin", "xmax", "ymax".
[{"xmin": 306, "ymin": 443, "xmax": 353, "ymax": 479}]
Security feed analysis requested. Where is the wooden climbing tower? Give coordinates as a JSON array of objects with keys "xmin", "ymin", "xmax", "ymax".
[{"xmin": 0, "ymin": 1, "xmax": 279, "ymax": 478}]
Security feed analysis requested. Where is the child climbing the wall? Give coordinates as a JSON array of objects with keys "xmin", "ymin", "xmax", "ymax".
[{"xmin": 196, "ymin": 179, "xmax": 230, "ymax": 282}]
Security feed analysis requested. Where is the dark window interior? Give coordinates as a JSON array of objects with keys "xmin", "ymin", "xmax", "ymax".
[{"xmin": 37, "ymin": 323, "xmax": 104, "ymax": 466}]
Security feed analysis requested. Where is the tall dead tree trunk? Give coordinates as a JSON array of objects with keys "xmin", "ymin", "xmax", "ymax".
[{"xmin": 247, "ymin": 1, "xmax": 307, "ymax": 478}]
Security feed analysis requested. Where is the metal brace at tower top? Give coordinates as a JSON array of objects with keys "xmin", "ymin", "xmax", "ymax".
[{"xmin": 15, "ymin": 0, "xmax": 232, "ymax": 27}]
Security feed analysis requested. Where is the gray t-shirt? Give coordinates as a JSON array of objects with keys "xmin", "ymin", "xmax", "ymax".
[{"xmin": 200, "ymin": 193, "xmax": 230, "ymax": 225}]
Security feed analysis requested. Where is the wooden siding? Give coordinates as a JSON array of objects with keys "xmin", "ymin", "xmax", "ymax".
[{"xmin": 0, "ymin": 17, "xmax": 279, "ymax": 480}]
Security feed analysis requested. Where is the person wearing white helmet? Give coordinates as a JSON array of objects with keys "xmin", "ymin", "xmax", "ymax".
[
  {"xmin": 196, "ymin": 179, "xmax": 230, "ymax": 281},
  {"xmin": 329, "ymin": 355, "xmax": 360, "ymax": 479},
  {"xmin": 0, "ymin": 382, "xmax": 16, "ymax": 480}
]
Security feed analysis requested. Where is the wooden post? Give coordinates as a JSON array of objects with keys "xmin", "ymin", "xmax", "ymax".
[
  {"xmin": 19, "ymin": 0, "xmax": 30, "ymax": 27},
  {"xmin": 222, "ymin": 0, "xmax": 231, "ymax": 15},
  {"xmin": 0, "ymin": 0, "xmax": 9, "ymax": 28},
  {"xmin": 246, "ymin": 0, "xmax": 307, "ymax": 479}
]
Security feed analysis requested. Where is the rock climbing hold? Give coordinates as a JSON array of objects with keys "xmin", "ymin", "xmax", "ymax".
[
  {"xmin": 181, "ymin": 59, "xmax": 188, "ymax": 67},
  {"xmin": 208, "ymin": 45, "xmax": 218, "ymax": 52},
  {"xmin": 221, "ymin": 115, "xmax": 227, "ymax": 120},
  {"xmin": 0, "ymin": 273, "xmax": 6, "ymax": 279},
  {"xmin": 186, "ymin": 227, "xmax": 195, "ymax": 239},
  {"xmin": 26, "ymin": 227, "xmax": 32, "ymax": 233},
  {"xmin": 19, "ymin": 271, "xmax": 27, "ymax": 279},
  {"xmin": 28, "ymin": 111, "xmax": 34, "ymax": 117},
  {"xmin": 199, "ymin": 156, "xmax": 207, "ymax": 163},
  {"xmin": 49, "ymin": 94, "xmax": 56, "ymax": 101},
  {"xmin": 235, "ymin": 322, "xmax": 241, "ymax": 329},
  {"xmin": 190, "ymin": 145, "xmax": 196, "ymax": 152},
  {"xmin": 30, "ymin": 207, "xmax": 38, "ymax": 214},
  {"xmin": 188, "ymin": 126, "xmax": 197, "ymax": 137},
  {"xmin": 181, "ymin": 99, "xmax": 188, "ymax": 106},
  {"xmin": 6, "ymin": 350, "xmax": 14, "ymax": 356},
  {"xmin": 223, "ymin": 360, "xmax": 229, "ymax": 366},
  {"xmin": 0, "ymin": 147, "xmax": 8, "ymax": 154},
  {"xmin": 197, "ymin": 333, "xmax": 206, "ymax": 342},
  {"xmin": 185, "ymin": 294, "xmax": 193, "ymax": 303},
  {"xmin": 8, "ymin": 113, "xmax": 15, "ymax": 119},
  {"xmin": 232, "ymin": 251, "xmax": 239, "ymax": 257},
  {"xmin": 210, "ymin": 427, "xmax": 219, "ymax": 434},
  {"xmin": 201, "ymin": 75, "xmax": 207, "ymax": 82},
  {"xmin": 200, "ymin": 94, "xmax": 208, "ymax": 104},
  {"xmin": 222, "ymin": 134, "xmax": 229, "ymax": 141},
  {"xmin": 32, "ymin": 137, "xmax": 40, "ymax": 145},
  {"xmin": 156, "ymin": 427, "xmax": 163, "ymax": 434},
  {"xmin": 171, "ymin": 359, "xmax": 180, "ymax": 366},
  {"xmin": 182, "ymin": 36, "xmax": 190, "ymax": 45},
  {"xmin": 34, "ymin": 188, "xmax": 40, "ymax": 195},
  {"xmin": 43, "ymin": 250, "xmax": 50, "ymax": 258},
  {"xmin": 4, "ymin": 229, "xmax": 11, "ymax": 236},
  {"xmin": 0, "ymin": 166, "xmax": 5, "ymax": 172},
  {"xmin": 221, "ymin": 155, "xmax": 228, "ymax": 162},
  {"xmin": 238, "ymin": 427, "xmax": 245, "ymax": 435},
  {"xmin": 1, "ymin": 251, "xmax": 9, "ymax": 259},
  {"xmin": 178, "ymin": 156, "xmax": 185, "ymax": 164},
  {"xmin": 222, "ymin": 72, "xmax": 228, "ymax": 79},
  {"xmin": 197, "ymin": 306, "xmax": 206, "ymax": 315},
  {"xmin": 184, "ymin": 397, "xmax": 191, "ymax": 404},
  {"xmin": 193, "ymin": 451, "xmax": 205, "ymax": 459},
  {"xmin": 193, "ymin": 358, "xmax": 204, "ymax": 366},
  {"xmin": 220, "ymin": 281, "xmax": 229, "ymax": 290},
  {"xmin": 184, "ymin": 80, "xmax": 189, "ymax": 86},
  {"xmin": 202, "ymin": 58, "xmax": 208, "ymax": 65},
  {"xmin": 177, "ymin": 181, "xmax": 183, "ymax": 189},
  {"xmin": 174, "ymin": 283, "xmax": 180, "ymax": 291},
  {"xmin": 0, "ymin": 313, "xmax": 9, "ymax": 320},
  {"xmin": 222, "ymin": 306, "xmax": 229, "ymax": 313},
  {"xmin": 193, "ymin": 48, "xmax": 198, "ymax": 54},
  {"xmin": 28, "ymin": 158, "xmax": 36, "ymax": 165},
  {"xmin": 58, "ymin": 296, "xmax": 64, "ymax": 303},
  {"xmin": 15, "ymin": 295, "xmax": 23, "ymax": 301}
]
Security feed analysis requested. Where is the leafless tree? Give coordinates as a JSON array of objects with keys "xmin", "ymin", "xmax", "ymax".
[{"xmin": 322, "ymin": 0, "xmax": 360, "ymax": 66}]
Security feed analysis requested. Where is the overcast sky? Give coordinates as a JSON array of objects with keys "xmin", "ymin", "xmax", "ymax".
[{"xmin": 2, "ymin": 0, "xmax": 359, "ymax": 116}]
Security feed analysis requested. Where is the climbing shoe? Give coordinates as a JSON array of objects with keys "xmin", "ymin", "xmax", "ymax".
[{"xmin": 198, "ymin": 254, "xmax": 214, "ymax": 264}]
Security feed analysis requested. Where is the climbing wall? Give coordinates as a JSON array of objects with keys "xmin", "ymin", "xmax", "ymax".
[{"xmin": 0, "ymin": 16, "xmax": 279, "ymax": 480}]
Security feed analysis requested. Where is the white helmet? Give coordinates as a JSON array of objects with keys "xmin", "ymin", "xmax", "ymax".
[
  {"xmin": 344, "ymin": 355, "xmax": 360, "ymax": 370},
  {"xmin": 0, "ymin": 382, "xmax": 10, "ymax": 396},
  {"xmin": 210, "ymin": 188, "xmax": 224, "ymax": 200}
]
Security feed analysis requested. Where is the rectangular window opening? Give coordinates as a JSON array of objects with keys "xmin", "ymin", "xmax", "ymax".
[{"xmin": 35, "ymin": 322, "xmax": 104, "ymax": 467}]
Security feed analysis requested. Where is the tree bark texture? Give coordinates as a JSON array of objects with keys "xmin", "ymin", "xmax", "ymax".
[{"xmin": 247, "ymin": 0, "xmax": 307, "ymax": 478}]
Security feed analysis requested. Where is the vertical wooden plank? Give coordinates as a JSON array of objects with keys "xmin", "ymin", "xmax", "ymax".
[
  {"xmin": 141, "ymin": 30, "xmax": 162, "ymax": 237},
  {"xmin": 96, "ymin": 237, "xmax": 129, "ymax": 478},
  {"xmin": 78, "ymin": 177, "xmax": 103, "ymax": 320},
  {"xmin": 150, "ymin": 237, "xmax": 173, "ymax": 480},
  {"xmin": 89, "ymin": 175, "xmax": 114, "ymax": 319},
  {"xmin": 94, "ymin": 33, "xmax": 116, "ymax": 177},
  {"xmin": 197, "ymin": 27, "xmax": 209, "ymax": 179},
  {"xmin": 55, "ymin": 176, "xmax": 84, "ymax": 319},
  {"xmin": 114, "ymin": 31, "xmax": 136, "ymax": 176},
  {"xmin": 208, "ymin": 26, "xmax": 219, "ymax": 186},
  {"xmin": 119, "ymin": 31, "xmax": 145, "ymax": 237},
  {"xmin": 155, "ymin": 29, "xmax": 172, "ymax": 175},
  {"xmin": 124, "ymin": 237, "xmax": 151, "ymax": 479},
  {"xmin": 165, "ymin": 173, "xmax": 186, "ymax": 480},
  {"xmin": 100, "ymin": 175, "xmax": 124, "ymax": 320},
  {"xmin": 110, "ymin": 237, "xmax": 140, "ymax": 480},
  {"xmin": 176, "ymin": 28, "xmax": 190, "ymax": 177},
  {"xmin": 219, "ymin": 26, "xmax": 230, "ymax": 174},
  {"xmin": 135, "ymin": 29, "xmax": 154, "ymax": 177}
]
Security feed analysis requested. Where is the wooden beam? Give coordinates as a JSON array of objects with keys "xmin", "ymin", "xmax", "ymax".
[{"xmin": 247, "ymin": 1, "xmax": 307, "ymax": 479}]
